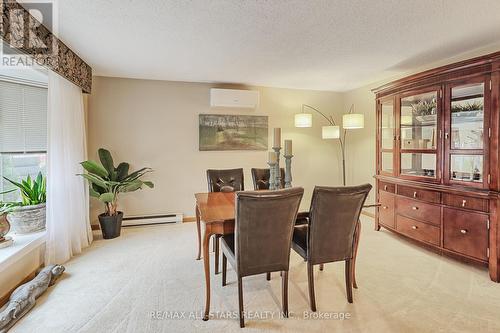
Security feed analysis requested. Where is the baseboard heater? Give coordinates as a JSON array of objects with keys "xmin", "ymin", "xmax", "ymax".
[{"xmin": 122, "ymin": 213, "xmax": 183, "ymax": 227}]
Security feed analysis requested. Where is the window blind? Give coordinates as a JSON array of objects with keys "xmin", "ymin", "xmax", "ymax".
[{"xmin": 0, "ymin": 80, "xmax": 48, "ymax": 153}]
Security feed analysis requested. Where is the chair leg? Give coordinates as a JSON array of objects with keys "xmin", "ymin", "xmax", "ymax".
[
  {"xmin": 345, "ymin": 259, "xmax": 353, "ymax": 303},
  {"xmin": 266, "ymin": 272, "xmax": 271, "ymax": 281},
  {"xmin": 214, "ymin": 236, "xmax": 220, "ymax": 275},
  {"xmin": 352, "ymin": 220, "xmax": 361, "ymax": 289},
  {"xmin": 238, "ymin": 277, "xmax": 245, "ymax": 328},
  {"xmin": 307, "ymin": 262, "xmax": 317, "ymax": 312},
  {"xmin": 282, "ymin": 270, "xmax": 289, "ymax": 318},
  {"xmin": 222, "ymin": 254, "xmax": 227, "ymax": 287},
  {"xmin": 319, "ymin": 264, "xmax": 324, "ymax": 271}
]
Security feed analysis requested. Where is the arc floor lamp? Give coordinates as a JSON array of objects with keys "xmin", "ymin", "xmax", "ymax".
[{"xmin": 295, "ymin": 104, "xmax": 364, "ymax": 186}]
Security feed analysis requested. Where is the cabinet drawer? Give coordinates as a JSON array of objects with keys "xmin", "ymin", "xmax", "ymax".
[
  {"xmin": 379, "ymin": 191, "xmax": 395, "ymax": 228},
  {"xmin": 443, "ymin": 208, "xmax": 489, "ymax": 261},
  {"xmin": 379, "ymin": 181, "xmax": 395, "ymax": 193},
  {"xmin": 442, "ymin": 194, "xmax": 488, "ymax": 213},
  {"xmin": 396, "ymin": 215, "xmax": 440, "ymax": 246},
  {"xmin": 397, "ymin": 185, "xmax": 441, "ymax": 204},
  {"xmin": 396, "ymin": 196, "xmax": 440, "ymax": 226}
]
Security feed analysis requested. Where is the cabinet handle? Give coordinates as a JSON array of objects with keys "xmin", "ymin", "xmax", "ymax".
[
  {"xmin": 412, "ymin": 206, "xmax": 419, "ymax": 210},
  {"xmin": 412, "ymin": 226, "xmax": 418, "ymax": 230},
  {"xmin": 384, "ymin": 185, "xmax": 388, "ymax": 191},
  {"xmin": 382, "ymin": 206, "xmax": 388, "ymax": 210},
  {"xmin": 460, "ymin": 229, "xmax": 468, "ymax": 234},
  {"xmin": 413, "ymin": 191, "xmax": 418, "ymax": 198},
  {"xmin": 445, "ymin": 133, "xmax": 449, "ymax": 139},
  {"xmin": 461, "ymin": 199, "xmax": 467, "ymax": 207}
]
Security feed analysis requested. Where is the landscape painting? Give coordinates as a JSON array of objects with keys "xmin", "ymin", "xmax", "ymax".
[{"xmin": 199, "ymin": 114, "xmax": 268, "ymax": 151}]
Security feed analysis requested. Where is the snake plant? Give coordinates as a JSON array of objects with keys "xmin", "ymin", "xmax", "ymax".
[
  {"xmin": 2, "ymin": 172, "xmax": 46, "ymax": 206},
  {"xmin": 78, "ymin": 148, "xmax": 154, "ymax": 216}
]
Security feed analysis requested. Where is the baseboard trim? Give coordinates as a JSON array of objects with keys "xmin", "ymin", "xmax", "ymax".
[
  {"xmin": 0, "ymin": 265, "xmax": 43, "ymax": 307},
  {"xmin": 361, "ymin": 210, "xmax": 375, "ymax": 219}
]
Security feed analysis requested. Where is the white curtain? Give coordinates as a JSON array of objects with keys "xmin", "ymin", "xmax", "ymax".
[{"xmin": 45, "ymin": 71, "xmax": 93, "ymax": 264}]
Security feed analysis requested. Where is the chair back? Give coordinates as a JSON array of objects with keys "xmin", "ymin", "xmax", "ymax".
[
  {"xmin": 206, "ymin": 168, "xmax": 244, "ymax": 192},
  {"xmin": 251, "ymin": 168, "xmax": 285, "ymax": 190},
  {"xmin": 235, "ymin": 187, "xmax": 304, "ymax": 276},
  {"xmin": 308, "ymin": 184, "xmax": 372, "ymax": 264}
]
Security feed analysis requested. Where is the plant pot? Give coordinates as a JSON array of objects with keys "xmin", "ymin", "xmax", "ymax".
[
  {"xmin": 98, "ymin": 211, "xmax": 123, "ymax": 239},
  {"xmin": 0, "ymin": 214, "xmax": 10, "ymax": 241},
  {"xmin": 7, "ymin": 203, "xmax": 46, "ymax": 234}
]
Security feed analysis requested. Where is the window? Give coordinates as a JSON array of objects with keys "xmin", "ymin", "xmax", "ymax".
[{"xmin": 0, "ymin": 77, "xmax": 48, "ymax": 202}]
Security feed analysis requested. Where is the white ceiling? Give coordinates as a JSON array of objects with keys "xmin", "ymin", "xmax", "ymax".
[{"xmin": 56, "ymin": 0, "xmax": 500, "ymax": 91}]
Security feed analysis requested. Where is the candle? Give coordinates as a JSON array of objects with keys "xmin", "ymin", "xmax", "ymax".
[
  {"xmin": 284, "ymin": 140, "xmax": 292, "ymax": 156},
  {"xmin": 268, "ymin": 151, "xmax": 277, "ymax": 164},
  {"xmin": 273, "ymin": 128, "xmax": 281, "ymax": 148}
]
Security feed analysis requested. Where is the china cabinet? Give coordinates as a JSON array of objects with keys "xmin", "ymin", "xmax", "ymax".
[{"xmin": 373, "ymin": 51, "xmax": 500, "ymax": 282}]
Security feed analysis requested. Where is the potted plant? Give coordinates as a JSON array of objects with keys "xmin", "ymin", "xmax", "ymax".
[
  {"xmin": 79, "ymin": 148, "xmax": 154, "ymax": 239},
  {"xmin": 1, "ymin": 172, "xmax": 47, "ymax": 234}
]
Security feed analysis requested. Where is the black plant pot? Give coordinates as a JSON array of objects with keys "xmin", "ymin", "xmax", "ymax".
[{"xmin": 98, "ymin": 212, "xmax": 123, "ymax": 239}]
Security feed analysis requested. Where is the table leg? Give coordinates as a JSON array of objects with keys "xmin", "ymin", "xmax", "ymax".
[
  {"xmin": 351, "ymin": 220, "xmax": 361, "ymax": 289},
  {"xmin": 202, "ymin": 226, "xmax": 212, "ymax": 321},
  {"xmin": 196, "ymin": 205, "xmax": 201, "ymax": 260}
]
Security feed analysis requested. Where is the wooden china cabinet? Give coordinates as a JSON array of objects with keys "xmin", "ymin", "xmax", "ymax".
[{"xmin": 373, "ymin": 51, "xmax": 500, "ymax": 282}]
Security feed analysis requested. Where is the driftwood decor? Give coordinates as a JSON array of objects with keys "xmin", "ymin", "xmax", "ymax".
[
  {"xmin": 0, "ymin": 264, "xmax": 65, "ymax": 332},
  {"xmin": 0, "ymin": 1, "xmax": 92, "ymax": 93}
]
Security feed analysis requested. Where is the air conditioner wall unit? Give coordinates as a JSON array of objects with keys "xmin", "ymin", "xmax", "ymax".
[{"xmin": 210, "ymin": 88, "xmax": 260, "ymax": 109}]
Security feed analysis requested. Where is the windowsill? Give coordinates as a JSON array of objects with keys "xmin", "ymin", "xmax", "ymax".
[{"xmin": 0, "ymin": 231, "xmax": 46, "ymax": 273}]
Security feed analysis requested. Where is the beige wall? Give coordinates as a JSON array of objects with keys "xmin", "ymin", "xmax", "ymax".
[
  {"xmin": 87, "ymin": 77, "xmax": 352, "ymax": 221},
  {"xmin": 87, "ymin": 45, "xmax": 500, "ymax": 222},
  {"xmin": 342, "ymin": 85, "xmax": 378, "ymax": 211}
]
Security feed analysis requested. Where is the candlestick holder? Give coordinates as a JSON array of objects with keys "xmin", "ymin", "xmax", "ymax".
[
  {"xmin": 267, "ymin": 161, "xmax": 277, "ymax": 190},
  {"xmin": 272, "ymin": 147, "xmax": 282, "ymax": 189},
  {"xmin": 284, "ymin": 154, "xmax": 293, "ymax": 188}
]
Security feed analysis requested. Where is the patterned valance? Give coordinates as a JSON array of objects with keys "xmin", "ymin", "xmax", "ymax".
[{"xmin": 0, "ymin": 0, "xmax": 92, "ymax": 93}]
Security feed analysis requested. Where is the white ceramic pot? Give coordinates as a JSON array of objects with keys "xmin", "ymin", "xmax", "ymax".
[{"xmin": 7, "ymin": 203, "xmax": 46, "ymax": 234}]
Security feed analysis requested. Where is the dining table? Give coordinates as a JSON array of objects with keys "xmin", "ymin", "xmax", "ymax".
[{"xmin": 194, "ymin": 191, "xmax": 375, "ymax": 321}]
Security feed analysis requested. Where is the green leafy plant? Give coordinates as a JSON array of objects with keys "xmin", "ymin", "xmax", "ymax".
[
  {"xmin": 0, "ymin": 202, "xmax": 18, "ymax": 215},
  {"xmin": 78, "ymin": 148, "xmax": 154, "ymax": 216},
  {"xmin": 451, "ymin": 101, "xmax": 483, "ymax": 113},
  {"xmin": 2, "ymin": 172, "xmax": 46, "ymax": 206},
  {"xmin": 411, "ymin": 99, "xmax": 437, "ymax": 116}
]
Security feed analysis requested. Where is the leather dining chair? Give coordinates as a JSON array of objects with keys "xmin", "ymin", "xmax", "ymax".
[
  {"xmin": 221, "ymin": 187, "xmax": 304, "ymax": 328},
  {"xmin": 251, "ymin": 168, "xmax": 285, "ymax": 190},
  {"xmin": 291, "ymin": 184, "xmax": 371, "ymax": 311},
  {"xmin": 251, "ymin": 168, "xmax": 302, "ymax": 281},
  {"xmin": 204, "ymin": 168, "xmax": 244, "ymax": 274}
]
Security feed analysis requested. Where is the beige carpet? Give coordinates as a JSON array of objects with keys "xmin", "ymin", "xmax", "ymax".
[{"xmin": 10, "ymin": 217, "xmax": 500, "ymax": 333}]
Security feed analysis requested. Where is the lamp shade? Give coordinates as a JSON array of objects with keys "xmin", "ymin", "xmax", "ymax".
[
  {"xmin": 295, "ymin": 113, "xmax": 312, "ymax": 128},
  {"xmin": 322, "ymin": 125, "xmax": 340, "ymax": 139},
  {"xmin": 343, "ymin": 113, "xmax": 364, "ymax": 129}
]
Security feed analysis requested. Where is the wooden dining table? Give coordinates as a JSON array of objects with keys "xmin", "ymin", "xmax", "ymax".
[{"xmin": 194, "ymin": 191, "xmax": 371, "ymax": 321}]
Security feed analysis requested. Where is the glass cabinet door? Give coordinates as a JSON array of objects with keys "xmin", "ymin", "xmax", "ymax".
[
  {"xmin": 380, "ymin": 99, "xmax": 395, "ymax": 174},
  {"xmin": 446, "ymin": 80, "xmax": 487, "ymax": 186},
  {"xmin": 399, "ymin": 91, "xmax": 439, "ymax": 179}
]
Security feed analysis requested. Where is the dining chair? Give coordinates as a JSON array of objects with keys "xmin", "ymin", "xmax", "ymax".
[
  {"xmin": 250, "ymin": 168, "xmax": 285, "ymax": 190},
  {"xmin": 291, "ymin": 184, "xmax": 371, "ymax": 311},
  {"xmin": 201, "ymin": 168, "xmax": 244, "ymax": 274},
  {"xmin": 221, "ymin": 187, "xmax": 304, "ymax": 328}
]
